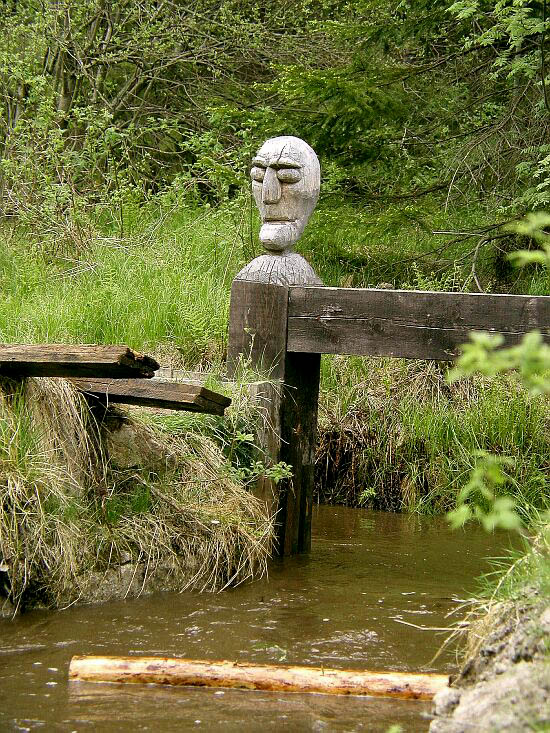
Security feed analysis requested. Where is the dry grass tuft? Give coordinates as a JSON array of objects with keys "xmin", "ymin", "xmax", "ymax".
[
  {"xmin": 0, "ymin": 377, "xmax": 273, "ymax": 611},
  {"xmin": 22, "ymin": 376, "xmax": 106, "ymax": 490}
]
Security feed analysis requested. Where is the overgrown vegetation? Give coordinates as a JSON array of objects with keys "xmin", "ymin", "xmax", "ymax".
[
  {"xmin": 316, "ymin": 355, "xmax": 550, "ymax": 519},
  {"xmin": 2, "ymin": 1, "xmax": 550, "ymax": 235},
  {"xmin": 0, "ymin": 376, "xmax": 272, "ymax": 610},
  {"xmin": 1, "ymin": 0, "xmax": 550, "ymax": 608}
]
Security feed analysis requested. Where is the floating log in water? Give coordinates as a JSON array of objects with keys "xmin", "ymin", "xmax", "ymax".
[
  {"xmin": 68, "ymin": 656, "xmax": 448, "ymax": 700},
  {"xmin": 0, "ymin": 345, "xmax": 159, "ymax": 378}
]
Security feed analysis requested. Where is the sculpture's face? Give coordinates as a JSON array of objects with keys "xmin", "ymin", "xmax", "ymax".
[{"xmin": 250, "ymin": 136, "xmax": 320, "ymax": 252}]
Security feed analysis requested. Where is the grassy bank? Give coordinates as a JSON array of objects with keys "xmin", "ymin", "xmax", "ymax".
[
  {"xmin": 317, "ymin": 357, "xmax": 550, "ymax": 521},
  {"xmin": 0, "ymin": 375, "xmax": 272, "ymax": 612},
  {"xmin": 1, "ymin": 196, "xmax": 549, "ymax": 528}
]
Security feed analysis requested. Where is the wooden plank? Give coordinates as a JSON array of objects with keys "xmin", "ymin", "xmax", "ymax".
[
  {"xmin": 69, "ymin": 378, "xmax": 230, "ymax": 416},
  {"xmin": 69, "ymin": 655, "xmax": 449, "ymax": 700},
  {"xmin": 0, "ymin": 345, "xmax": 159, "ymax": 378},
  {"xmin": 154, "ymin": 370, "xmax": 233, "ymax": 405},
  {"xmin": 288, "ymin": 287, "xmax": 550, "ymax": 360},
  {"xmin": 151, "ymin": 379, "xmax": 232, "ymax": 407}
]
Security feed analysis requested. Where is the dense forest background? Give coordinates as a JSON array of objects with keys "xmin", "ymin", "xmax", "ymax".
[{"xmin": 2, "ymin": 0, "xmax": 549, "ymax": 266}]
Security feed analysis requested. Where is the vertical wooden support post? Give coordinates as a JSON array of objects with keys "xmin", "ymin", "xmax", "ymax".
[{"xmin": 227, "ymin": 279, "xmax": 320, "ymax": 555}]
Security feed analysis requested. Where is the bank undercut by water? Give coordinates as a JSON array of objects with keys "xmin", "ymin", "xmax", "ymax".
[
  {"xmin": 0, "ymin": 376, "xmax": 273, "ymax": 614},
  {"xmin": 315, "ymin": 355, "xmax": 550, "ymax": 522}
]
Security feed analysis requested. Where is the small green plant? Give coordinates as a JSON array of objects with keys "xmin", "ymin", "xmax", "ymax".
[
  {"xmin": 446, "ymin": 451, "xmax": 522, "ymax": 531},
  {"xmin": 358, "ymin": 486, "xmax": 377, "ymax": 506},
  {"xmin": 402, "ymin": 261, "xmax": 470, "ymax": 292},
  {"xmin": 233, "ymin": 460, "xmax": 293, "ymax": 486}
]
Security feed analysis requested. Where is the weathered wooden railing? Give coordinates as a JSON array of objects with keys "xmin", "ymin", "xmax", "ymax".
[{"xmin": 228, "ymin": 279, "xmax": 550, "ymax": 556}]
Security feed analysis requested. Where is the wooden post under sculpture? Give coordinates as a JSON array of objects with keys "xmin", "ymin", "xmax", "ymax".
[{"xmin": 227, "ymin": 136, "xmax": 322, "ymax": 555}]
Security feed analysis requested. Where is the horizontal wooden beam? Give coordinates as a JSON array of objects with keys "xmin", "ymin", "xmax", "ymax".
[
  {"xmin": 288, "ymin": 287, "xmax": 550, "ymax": 360},
  {"xmin": 69, "ymin": 378, "xmax": 231, "ymax": 415},
  {"xmin": 0, "ymin": 345, "xmax": 159, "ymax": 378}
]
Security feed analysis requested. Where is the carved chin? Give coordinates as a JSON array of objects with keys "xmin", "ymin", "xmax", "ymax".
[{"xmin": 259, "ymin": 222, "xmax": 300, "ymax": 251}]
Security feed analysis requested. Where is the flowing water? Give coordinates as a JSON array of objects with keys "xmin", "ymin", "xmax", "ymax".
[{"xmin": 0, "ymin": 506, "xmax": 514, "ymax": 732}]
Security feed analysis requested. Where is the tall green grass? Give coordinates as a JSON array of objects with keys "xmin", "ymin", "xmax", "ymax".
[
  {"xmin": 2, "ymin": 194, "xmax": 542, "ymax": 365},
  {"xmin": 317, "ymin": 356, "xmax": 550, "ymax": 521},
  {"xmin": 2, "ymin": 194, "xmax": 549, "ymax": 522},
  {"xmin": 0, "ymin": 205, "xmax": 248, "ymax": 364}
]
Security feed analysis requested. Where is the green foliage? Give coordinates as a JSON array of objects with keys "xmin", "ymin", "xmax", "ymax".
[
  {"xmin": 484, "ymin": 522, "xmax": 550, "ymax": 601},
  {"xmin": 448, "ymin": 1, "xmax": 550, "ymax": 211},
  {"xmin": 0, "ymin": 206, "xmax": 242, "ymax": 363},
  {"xmin": 317, "ymin": 355, "xmax": 550, "ymax": 519},
  {"xmin": 233, "ymin": 460, "xmax": 293, "ymax": 486},
  {"xmin": 447, "ymin": 210, "xmax": 550, "ymax": 530},
  {"xmin": 446, "ymin": 451, "xmax": 522, "ymax": 531},
  {"xmin": 447, "ymin": 328, "xmax": 550, "ymax": 529},
  {"xmin": 0, "ymin": 0, "xmax": 340, "ymax": 248},
  {"xmin": 450, "ymin": 330, "xmax": 550, "ymax": 395},
  {"xmin": 3, "ymin": 0, "xmax": 547, "ymax": 245},
  {"xmin": 402, "ymin": 262, "xmax": 470, "ymax": 292}
]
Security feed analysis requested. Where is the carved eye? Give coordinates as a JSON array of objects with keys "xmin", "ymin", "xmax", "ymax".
[
  {"xmin": 277, "ymin": 168, "xmax": 301, "ymax": 183},
  {"xmin": 250, "ymin": 166, "xmax": 265, "ymax": 182}
]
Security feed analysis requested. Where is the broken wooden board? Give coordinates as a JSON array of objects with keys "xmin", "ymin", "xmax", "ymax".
[
  {"xmin": 0, "ymin": 345, "xmax": 159, "ymax": 378},
  {"xmin": 69, "ymin": 655, "xmax": 449, "ymax": 699},
  {"xmin": 69, "ymin": 377, "xmax": 231, "ymax": 415}
]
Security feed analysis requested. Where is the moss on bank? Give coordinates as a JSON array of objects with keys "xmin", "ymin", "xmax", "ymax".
[{"xmin": 0, "ymin": 376, "xmax": 273, "ymax": 613}]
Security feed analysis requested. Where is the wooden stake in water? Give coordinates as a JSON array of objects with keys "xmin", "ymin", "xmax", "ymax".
[{"xmin": 227, "ymin": 136, "xmax": 323, "ymax": 557}]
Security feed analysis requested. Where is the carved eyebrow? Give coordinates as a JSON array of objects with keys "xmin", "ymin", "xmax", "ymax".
[
  {"xmin": 252, "ymin": 156, "xmax": 302, "ymax": 169},
  {"xmin": 270, "ymin": 158, "xmax": 302, "ymax": 169}
]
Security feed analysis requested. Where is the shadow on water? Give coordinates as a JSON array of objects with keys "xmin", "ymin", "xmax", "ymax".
[{"xmin": 0, "ymin": 506, "xmax": 515, "ymax": 732}]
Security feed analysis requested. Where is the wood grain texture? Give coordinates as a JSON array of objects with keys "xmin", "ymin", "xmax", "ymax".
[
  {"xmin": 0, "ymin": 344, "xmax": 159, "ymax": 377},
  {"xmin": 288, "ymin": 287, "xmax": 550, "ymax": 359},
  {"xmin": 279, "ymin": 352, "xmax": 321, "ymax": 555},
  {"xmin": 69, "ymin": 378, "xmax": 230, "ymax": 415},
  {"xmin": 69, "ymin": 655, "xmax": 449, "ymax": 699},
  {"xmin": 235, "ymin": 253, "xmax": 322, "ymax": 286},
  {"xmin": 227, "ymin": 280, "xmax": 289, "ymax": 378}
]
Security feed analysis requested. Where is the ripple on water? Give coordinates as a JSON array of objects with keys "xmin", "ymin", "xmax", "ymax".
[{"xmin": 0, "ymin": 506, "xmax": 514, "ymax": 732}]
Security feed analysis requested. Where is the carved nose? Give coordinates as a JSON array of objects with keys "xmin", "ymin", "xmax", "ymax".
[{"xmin": 262, "ymin": 167, "xmax": 281, "ymax": 204}]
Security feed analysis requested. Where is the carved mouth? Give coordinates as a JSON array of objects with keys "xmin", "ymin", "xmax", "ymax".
[{"xmin": 263, "ymin": 217, "xmax": 296, "ymax": 224}]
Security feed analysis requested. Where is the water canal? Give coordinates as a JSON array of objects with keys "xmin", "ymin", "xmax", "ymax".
[{"xmin": 0, "ymin": 506, "xmax": 513, "ymax": 732}]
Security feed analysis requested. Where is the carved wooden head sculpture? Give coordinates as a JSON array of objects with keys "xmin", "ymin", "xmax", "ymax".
[{"xmin": 251, "ymin": 136, "xmax": 320, "ymax": 253}]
